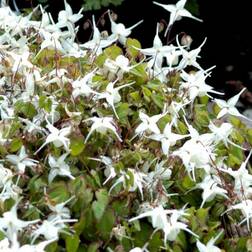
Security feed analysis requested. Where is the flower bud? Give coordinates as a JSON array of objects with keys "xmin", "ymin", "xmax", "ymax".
[{"xmin": 181, "ymin": 34, "xmax": 193, "ymax": 48}]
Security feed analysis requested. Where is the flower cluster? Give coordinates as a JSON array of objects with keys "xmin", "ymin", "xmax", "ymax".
[{"xmin": 0, "ymin": 0, "xmax": 251, "ymax": 251}]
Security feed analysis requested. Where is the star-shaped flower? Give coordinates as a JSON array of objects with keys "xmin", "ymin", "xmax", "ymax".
[
  {"xmin": 149, "ymin": 119, "xmax": 189, "ymax": 155},
  {"xmin": 196, "ymin": 175, "xmax": 228, "ymax": 208},
  {"xmin": 6, "ymin": 146, "xmax": 39, "ymax": 174},
  {"xmin": 35, "ymin": 120, "xmax": 71, "ymax": 154},
  {"xmin": 31, "ymin": 216, "xmax": 77, "ymax": 243},
  {"xmin": 153, "ymin": 0, "xmax": 202, "ymax": 35},
  {"xmin": 0, "ymin": 199, "xmax": 39, "ymax": 243},
  {"xmin": 196, "ymin": 231, "xmax": 223, "ymax": 252},
  {"xmin": 48, "ymin": 153, "xmax": 74, "ymax": 183},
  {"xmin": 225, "ymin": 200, "xmax": 252, "ymax": 231},
  {"xmin": 176, "ymin": 36, "xmax": 206, "ymax": 70},
  {"xmin": 221, "ymin": 150, "xmax": 252, "ymax": 198},
  {"xmin": 109, "ymin": 168, "xmax": 147, "ymax": 200},
  {"xmin": 47, "ymin": 196, "xmax": 74, "ymax": 221},
  {"xmin": 134, "ymin": 111, "xmax": 166, "ymax": 138},
  {"xmin": 108, "ymin": 10, "xmax": 143, "ymax": 45},
  {"xmin": 57, "ymin": 0, "xmax": 83, "ymax": 34},
  {"xmin": 135, "ymin": 23, "xmax": 177, "ymax": 69},
  {"xmin": 129, "ymin": 205, "xmax": 198, "ymax": 244},
  {"xmin": 80, "ymin": 15, "xmax": 116, "ymax": 55},
  {"xmin": 95, "ymin": 79, "xmax": 133, "ymax": 119},
  {"xmin": 71, "ymin": 69, "xmax": 98, "ymax": 99},
  {"xmin": 208, "ymin": 121, "xmax": 245, "ymax": 150},
  {"xmin": 84, "ymin": 116, "xmax": 122, "ymax": 143},
  {"xmin": 180, "ymin": 67, "xmax": 223, "ymax": 102},
  {"xmin": 89, "ymin": 155, "xmax": 116, "ymax": 185},
  {"xmin": 215, "ymin": 88, "xmax": 250, "ymax": 120}
]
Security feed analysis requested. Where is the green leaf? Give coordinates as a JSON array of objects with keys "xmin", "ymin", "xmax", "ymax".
[
  {"xmin": 142, "ymin": 86, "xmax": 152, "ymax": 103},
  {"xmin": 9, "ymin": 138, "xmax": 22, "ymax": 152},
  {"xmin": 131, "ymin": 64, "xmax": 148, "ymax": 85},
  {"xmin": 126, "ymin": 38, "xmax": 141, "ymax": 59},
  {"xmin": 90, "ymin": 169, "xmax": 102, "ymax": 187},
  {"xmin": 133, "ymin": 222, "xmax": 152, "ymax": 248},
  {"xmin": 112, "ymin": 199, "xmax": 129, "ymax": 216},
  {"xmin": 96, "ymin": 208, "xmax": 116, "ymax": 240},
  {"xmin": 151, "ymin": 93, "xmax": 164, "ymax": 109},
  {"xmin": 39, "ymin": 95, "xmax": 52, "ymax": 112},
  {"xmin": 45, "ymin": 241, "xmax": 58, "ymax": 252},
  {"xmin": 181, "ymin": 175, "xmax": 195, "ymax": 190},
  {"xmin": 104, "ymin": 45, "xmax": 123, "ymax": 60},
  {"xmin": 92, "ymin": 189, "xmax": 109, "ymax": 220},
  {"xmin": 87, "ymin": 242, "xmax": 100, "ymax": 252},
  {"xmin": 48, "ymin": 181, "xmax": 70, "ymax": 203},
  {"xmin": 117, "ymin": 102, "xmax": 129, "ymax": 119},
  {"xmin": 70, "ymin": 136, "xmax": 85, "ymax": 156},
  {"xmin": 129, "ymin": 91, "xmax": 141, "ymax": 103},
  {"xmin": 83, "ymin": 0, "xmax": 124, "ymax": 10},
  {"xmin": 65, "ymin": 234, "xmax": 80, "ymax": 252},
  {"xmin": 15, "ymin": 101, "xmax": 37, "ymax": 119}
]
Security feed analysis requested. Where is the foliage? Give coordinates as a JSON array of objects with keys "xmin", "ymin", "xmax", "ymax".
[
  {"xmin": 0, "ymin": 0, "xmax": 251, "ymax": 251},
  {"xmin": 83, "ymin": 0, "xmax": 124, "ymax": 11}
]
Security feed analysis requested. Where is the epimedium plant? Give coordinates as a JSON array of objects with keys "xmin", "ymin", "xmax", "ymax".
[
  {"xmin": 0, "ymin": 0, "xmax": 252, "ymax": 251},
  {"xmin": 9, "ymin": 0, "xmax": 124, "ymax": 11}
]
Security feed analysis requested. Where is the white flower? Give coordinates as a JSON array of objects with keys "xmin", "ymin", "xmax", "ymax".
[
  {"xmin": 196, "ymin": 175, "xmax": 228, "ymax": 208},
  {"xmin": 177, "ymin": 37, "xmax": 206, "ymax": 70},
  {"xmin": 84, "ymin": 116, "xmax": 122, "ymax": 143},
  {"xmin": 64, "ymin": 104, "xmax": 82, "ymax": 118},
  {"xmin": 37, "ymin": 31, "xmax": 65, "ymax": 57},
  {"xmin": 19, "ymin": 239, "xmax": 56, "ymax": 252},
  {"xmin": 173, "ymin": 139, "xmax": 213, "ymax": 180},
  {"xmin": 135, "ymin": 111, "xmax": 166, "ymax": 138},
  {"xmin": 153, "ymin": 0, "xmax": 202, "ymax": 35},
  {"xmin": 47, "ymin": 196, "xmax": 74, "ymax": 221},
  {"xmin": 80, "ymin": 15, "xmax": 116, "ymax": 55},
  {"xmin": 129, "ymin": 205, "xmax": 198, "ymax": 245},
  {"xmin": 0, "ymin": 96, "xmax": 14, "ymax": 120},
  {"xmin": 109, "ymin": 168, "xmax": 147, "ymax": 200},
  {"xmin": 48, "ymin": 153, "xmax": 74, "ymax": 183},
  {"xmin": 6, "ymin": 146, "xmax": 39, "ymax": 174},
  {"xmin": 149, "ymin": 119, "xmax": 189, "ymax": 155},
  {"xmin": 89, "ymin": 155, "xmax": 116, "ymax": 185},
  {"xmin": 180, "ymin": 67, "xmax": 223, "ymax": 102},
  {"xmin": 135, "ymin": 23, "xmax": 178, "ymax": 69},
  {"xmin": 0, "ymin": 238, "xmax": 12, "ymax": 252},
  {"xmin": 31, "ymin": 217, "xmax": 75, "ymax": 243},
  {"xmin": 165, "ymin": 101, "xmax": 188, "ymax": 127},
  {"xmin": 215, "ymin": 88, "xmax": 250, "ymax": 120},
  {"xmin": 225, "ymin": 200, "xmax": 252, "ymax": 231},
  {"xmin": 130, "ymin": 243, "xmax": 149, "ymax": 252},
  {"xmin": 57, "ymin": 0, "xmax": 83, "ymax": 34},
  {"xmin": 47, "ymin": 68, "xmax": 69, "ymax": 87},
  {"xmin": 95, "ymin": 80, "xmax": 133, "ymax": 119},
  {"xmin": 147, "ymin": 160, "xmax": 172, "ymax": 181},
  {"xmin": 7, "ymin": 50, "xmax": 33, "ymax": 73},
  {"xmin": 0, "ymin": 180, "xmax": 20, "ymax": 203},
  {"xmin": 208, "ymin": 121, "xmax": 245, "ymax": 149},
  {"xmin": 71, "ymin": 69, "xmax": 98, "ymax": 99},
  {"xmin": 145, "ymin": 160, "xmax": 174, "ymax": 198},
  {"xmin": 103, "ymin": 55, "xmax": 141, "ymax": 80},
  {"xmin": 108, "ymin": 10, "xmax": 143, "ymax": 45},
  {"xmin": 0, "ymin": 164, "xmax": 12, "ymax": 188},
  {"xmin": 220, "ymin": 150, "xmax": 252, "ymax": 197},
  {"xmin": 35, "ymin": 120, "xmax": 71, "ymax": 154},
  {"xmin": 0, "ymin": 199, "xmax": 39, "ymax": 242},
  {"xmin": 19, "ymin": 116, "xmax": 47, "ymax": 135},
  {"xmin": 196, "ymin": 231, "xmax": 222, "ymax": 252}
]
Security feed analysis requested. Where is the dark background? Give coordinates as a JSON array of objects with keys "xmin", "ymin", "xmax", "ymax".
[{"xmin": 12, "ymin": 0, "xmax": 252, "ymax": 95}]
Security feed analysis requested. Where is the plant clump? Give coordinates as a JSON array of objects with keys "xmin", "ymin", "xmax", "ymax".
[{"xmin": 0, "ymin": 0, "xmax": 252, "ymax": 251}]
